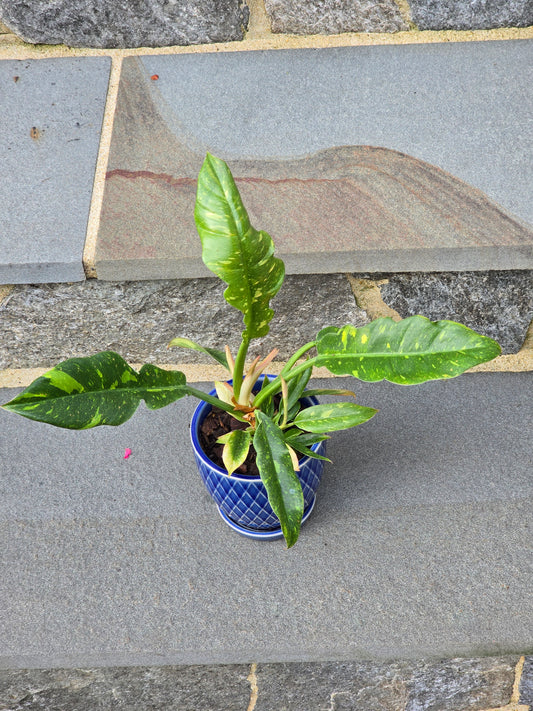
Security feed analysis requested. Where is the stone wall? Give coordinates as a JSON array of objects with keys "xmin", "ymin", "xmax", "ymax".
[{"xmin": 0, "ymin": 0, "xmax": 532, "ymax": 48}]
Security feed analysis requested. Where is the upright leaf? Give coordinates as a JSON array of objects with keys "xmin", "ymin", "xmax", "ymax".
[
  {"xmin": 253, "ymin": 411, "xmax": 304, "ymax": 548},
  {"xmin": 2, "ymin": 352, "xmax": 190, "ymax": 429},
  {"xmin": 315, "ymin": 316, "xmax": 501, "ymax": 384},
  {"xmin": 195, "ymin": 153, "xmax": 285, "ymax": 339}
]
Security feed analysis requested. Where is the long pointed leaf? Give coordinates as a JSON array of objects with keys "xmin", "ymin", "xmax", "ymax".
[
  {"xmin": 2, "ymin": 352, "xmax": 190, "ymax": 429},
  {"xmin": 254, "ymin": 411, "xmax": 304, "ymax": 548},
  {"xmin": 195, "ymin": 154, "xmax": 285, "ymax": 339},
  {"xmin": 315, "ymin": 316, "xmax": 501, "ymax": 384}
]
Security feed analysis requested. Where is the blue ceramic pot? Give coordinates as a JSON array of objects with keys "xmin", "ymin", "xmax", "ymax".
[{"xmin": 190, "ymin": 377, "xmax": 326, "ymax": 536}]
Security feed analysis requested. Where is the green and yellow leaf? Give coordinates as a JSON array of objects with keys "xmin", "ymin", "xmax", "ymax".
[
  {"xmin": 217, "ymin": 429, "xmax": 252, "ymax": 475},
  {"xmin": 195, "ymin": 153, "xmax": 285, "ymax": 339},
  {"xmin": 2, "ymin": 352, "xmax": 190, "ymax": 429},
  {"xmin": 315, "ymin": 316, "xmax": 501, "ymax": 384},
  {"xmin": 168, "ymin": 337, "xmax": 229, "ymax": 369},
  {"xmin": 253, "ymin": 411, "xmax": 304, "ymax": 548},
  {"xmin": 293, "ymin": 402, "xmax": 377, "ymax": 433}
]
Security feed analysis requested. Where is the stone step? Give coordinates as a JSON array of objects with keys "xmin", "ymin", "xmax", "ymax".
[
  {"xmin": 1, "ymin": 373, "xmax": 531, "ymax": 669},
  {"xmin": 95, "ymin": 41, "xmax": 533, "ymax": 281},
  {"xmin": 1, "ymin": 41, "xmax": 533, "ymax": 285}
]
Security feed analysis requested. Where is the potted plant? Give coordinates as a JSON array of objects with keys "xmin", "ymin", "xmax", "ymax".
[{"xmin": 2, "ymin": 154, "xmax": 501, "ymax": 547}]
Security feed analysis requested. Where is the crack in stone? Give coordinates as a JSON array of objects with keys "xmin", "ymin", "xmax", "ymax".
[{"xmin": 246, "ymin": 662, "xmax": 258, "ymax": 711}]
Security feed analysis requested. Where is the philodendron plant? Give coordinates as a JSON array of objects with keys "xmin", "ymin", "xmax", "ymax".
[{"xmin": 3, "ymin": 154, "xmax": 501, "ymax": 547}]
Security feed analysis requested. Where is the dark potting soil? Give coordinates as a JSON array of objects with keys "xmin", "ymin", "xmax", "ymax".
[{"xmin": 199, "ymin": 406, "xmax": 259, "ymax": 477}]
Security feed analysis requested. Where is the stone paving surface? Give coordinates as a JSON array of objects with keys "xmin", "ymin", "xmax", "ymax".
[
  {"xmin": 1, "ymin": 373, "xmax": 531, "ymax": 668},
  {"xmin": 0, "ymin": 57, "xmax": 110, "ymax": 284},
  {"xmin": 0, "ymin": 656, "xmax": 527, "ymax": 710},
  {"xmin": 0, "ymin": 0, "xmax": 249, "ymax": 48},
  {"xmin": 96, "ymin": 42, "xmax": 533, "ymax": 281}
]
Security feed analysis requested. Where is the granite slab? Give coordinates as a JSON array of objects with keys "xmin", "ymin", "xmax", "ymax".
[
  {"xmin": 409, "ymin": 0, "xmax": 533, "ymax": 30},
  {"xmin": 96, "ymin": 42, "xmax": 533, "ymax": 280},
  {"xmin": 264, "ymin": 0, "xmax": 407, "ymax": 34},
  {"xmin": 0, "ymin": 657, "xmax": 521, "ymax": 710},
  {"xmin": 0, "ymin": 58, "xmax": 110, "ymax": 284},
  {"xmin": 0, "ymin": 275, "xmax": 368, "ymax": 369},
  {"xmin": 374, "ymin": 270, "xmax": 533, "ymax": 354},
  {"xmin": 0, "ymin": 373, "xmax": 532, "ymax": 669},
  {"xmin": 0, "ymin": 0, "xmax": 249, "ymax": 49}
]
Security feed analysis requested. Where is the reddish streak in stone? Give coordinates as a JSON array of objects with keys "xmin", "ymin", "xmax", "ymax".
[{"xmin": 105, "ymin": 169, "xmax": 340, "ymax": 188}]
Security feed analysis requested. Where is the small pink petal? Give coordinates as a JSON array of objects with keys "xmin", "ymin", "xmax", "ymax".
[{"xmin": 124, "ymin": 448, "xmax": 132, "ymax": 459}]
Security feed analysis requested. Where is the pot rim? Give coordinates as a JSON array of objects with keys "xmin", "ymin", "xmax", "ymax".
[{"xmin": 190, "ymin": 375, "xmax": 322, "ymax": 483}]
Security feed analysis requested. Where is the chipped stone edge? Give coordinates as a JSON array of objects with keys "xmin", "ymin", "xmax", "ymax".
[
  {"xmin": 0, "ymin": 285, "xmax": 14, "ymax": 305},
  {"xmin": 393, "ymin": 0, "xmax": 417, "ymax": 31}
]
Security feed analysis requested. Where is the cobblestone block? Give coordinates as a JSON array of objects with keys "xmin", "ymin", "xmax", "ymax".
[
  {"xmin": 0, "ymin": 275, "xmax": 367, "ymax": 369},
  {"xmin": 409, "ymin": 0, "xmax": 533, "ymax": 30},
  {"xmin": 0, "ymin": 0, "xmax": 249, "ymax": 48},
  {"xmin": 0, "ymin": 665, "xmax": 251, "ymax": 710},
  {"xmin": 254, "ymin": 657, "xmax": 517, "ymax": 710},
  {"xmin": 0, "ymin": 657, "xmax": 520, "ymax": 710},
  {"xmin": 373, "ymin": 270, "xmax": 533, "ymax": 354},
  {"xmin": 264, "ymin": 0, "xmax": 408, "ymax": 34},
  {"xmin": 519, "ymin": 656, "xmax": 533, "ymax": 705}
]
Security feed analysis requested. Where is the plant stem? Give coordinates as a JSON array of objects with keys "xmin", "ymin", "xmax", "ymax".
[
  {"xmin": 231, "ymin": 336, "xmax": 250, "ymax": 401},
  {"xmin": 281, "ymin": 342, "xmax": 316, "ymax": 375},
  {"xmin": 253, "ymin": 356, "xmax": 318, "ymax": 409}
]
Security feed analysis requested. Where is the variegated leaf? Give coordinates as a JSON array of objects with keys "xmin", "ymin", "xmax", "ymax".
[
  {"xmin": 315, "ymin": 316, "xmax": 501, "ymax": 384},
  {"xmin": 254, "ymin": 411, "xmax": 304, "ymax": 548},
  {"xmin": 194, "ymin": 153, "xmax": 285, "ymax": 339},
  {"xmin": 2, "ymin": 352, "xmax": 190, "ymax": 429},
  {"xmin": 168, "ymin": 337, "xmax": 228, "ymax": 369},
  {"xmin": 294, "ymin": 402, "xmax": 377, "ymax": 433}
]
